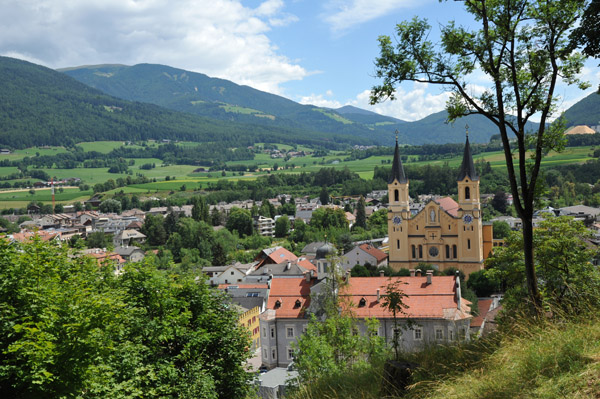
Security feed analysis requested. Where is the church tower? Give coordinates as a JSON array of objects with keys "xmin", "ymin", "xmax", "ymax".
[
  {"xmin": 388, "ymin": 135, "xmax": 410, "ymax": 266},
  {"xmin": 456, "ymin": 133, "xmax": 484, "ymax": 269}
]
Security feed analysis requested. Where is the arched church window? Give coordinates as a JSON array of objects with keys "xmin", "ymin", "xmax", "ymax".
[
  {"xmin": 418, "ymin": 245, "xmax": 423, "ymax": 258},
  {"xmin": 465, "ymin": 186, "xmax": 471, "ymax": 200},
  {"xmin": 394, "ymin": 189, "xmax": 399, "ymax": 202},
  {"xmin": 411, "ymin": 245, "xmax": 416, "ymax": 259},
  {"xmin": 453, "ymin": 245, "xmax": 457, "ymax": 258},
  {"xmin": 445, "ymin": 245, "xmax": 450, "ymax": 259}
]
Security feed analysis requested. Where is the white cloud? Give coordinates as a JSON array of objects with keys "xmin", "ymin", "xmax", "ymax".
[
  {"xmin": 322, "ymin": 0, "xmax": 427, "ymax": 33},
  {"xmin": 299, "ymin": 93, "xmax": 343, "ymax": 108},
  {"xmin": 350, "ymin": 83, "xmax": 450, "ymax": 121},
  {"xmin": 0, "ymin": 0, "xmax": 307, "ymax": 95}
]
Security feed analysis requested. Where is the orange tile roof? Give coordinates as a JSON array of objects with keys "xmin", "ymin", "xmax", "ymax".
[
  {"xmin": 435, "ymin": 197, "xmax": 460, "ymax": 217},
  {"xmin": 297, "ymin": 258, "xmax": 317, "ymax": 272},
  {"xmin": 470, "ymin": 298, "xmax": 493, "ymax": 328},
  {"xmin": 341, "ymin": 276, "xmax": 471, "ymax": 320},
  {"xmin": 11, "ymin": 230, "xmax": 60, "ymax": 242},
  {"xmin": 358, "ymin": 243, "xmax": 388, "ymax": 263},
  {"xmin": 266, "ymin": 278, "xmax": 313, "ymax": 318}
]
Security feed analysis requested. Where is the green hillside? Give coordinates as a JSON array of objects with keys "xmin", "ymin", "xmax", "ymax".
[
  {"xmin": 61, "ymin": 63, "xmax": 544, "ymax": 146},
  {"xmin": 563, "ymin": 92, "xmax": 600, "ymax": 128},
  {"xmin": 0, "ymin": 57, "xmax": 369, "ymax": 149}
]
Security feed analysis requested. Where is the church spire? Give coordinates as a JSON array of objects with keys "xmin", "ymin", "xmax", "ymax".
[
  {"xmin": 388, "ymin": 131, "xmax": 408, "ymax": 184},
  {"xmin": 457, "ymin": 130, "xmax": 478, "ymax": 182}
]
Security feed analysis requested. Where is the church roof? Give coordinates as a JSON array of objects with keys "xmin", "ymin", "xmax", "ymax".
[
  {"xmin": 388, "ymin": 139, "xmax": 408, "ymax": 184},
  {"xmin": 434, "ymin": 197, "xmax": 460, "ymax": 217},
  {"xmin": 457, "ymin": 136, "xmax": 479, "ymax": 181}
]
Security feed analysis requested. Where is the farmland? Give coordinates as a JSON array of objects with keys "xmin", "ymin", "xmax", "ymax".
[{"xmin": 0, "ymin": 140, "xmax": 596, "ymax": 209}]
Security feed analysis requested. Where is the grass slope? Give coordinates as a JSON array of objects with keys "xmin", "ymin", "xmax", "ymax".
[{"xmin": 290, "ymin": 317, "xmax": 600, "ymax": 399}]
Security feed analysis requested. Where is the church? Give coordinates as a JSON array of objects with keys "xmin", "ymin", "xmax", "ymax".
[{"xmin": 387, "ymin": 135, "xmax": 493, "ymax": 276}]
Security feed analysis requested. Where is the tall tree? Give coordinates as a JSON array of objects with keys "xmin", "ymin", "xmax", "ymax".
[
  {"xmin": 571, "ymin": 0, "xmax": 600, "ymax": 90},
  {"xmin": 371, "ymin": 0, "xmax": 590, "ymax": 309},
  {"xmin": 355, "ymin": 196, "xmax": 367, "ymax": 229},
  {"xmin": 319, "ymin": 186, "xmax": 330, "ymax": 205}
]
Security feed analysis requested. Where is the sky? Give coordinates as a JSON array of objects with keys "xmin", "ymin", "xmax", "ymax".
[{"xmin": 1, "ymin": 0, "xmax": 598, "ymax": 122}]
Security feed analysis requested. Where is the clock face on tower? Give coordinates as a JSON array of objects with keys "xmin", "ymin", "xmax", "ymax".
[
  {"xmin": 463, "ymin": 214, "xmax": 473, "ymax": 225},
  {"xmin": 392, "ymin": 215, "xmax": 402, "ymax": 225}
]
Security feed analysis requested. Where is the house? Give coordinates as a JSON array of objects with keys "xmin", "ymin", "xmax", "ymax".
[
  {"xmin": 341, "ymin": 243, "xmax": 388, "ymax": 270},
  {"xmin": 207, "ymin": 263, "xmax": 257, "ymax": 285},
  {"xmin": 114, "ymin": 245, "xmax": 145, "ymax": 263},
  {"xmin": 114, "ymin": 229, "xmax": 146, "ymax": 246},
  {"xmin": 81, "ymin": 248, "xmax": 126, "ymax": 274},
  {"xmin": 300, "ymin": 241, "xmax": 326, "ymax": 257},
  {"xmin": 255, "ymin": 246, "xmax": 298, "ymax": 268},
  {"xmin": 235, "ymin": 304, "xmax": 262, "ymax": 350},
  {"xmin": 260, "ymin": 272, "xmax": 472, "ymax": 368},
  {"xmin": 247, "ymin": 259, "xmax": 317, "ymax": 282}
]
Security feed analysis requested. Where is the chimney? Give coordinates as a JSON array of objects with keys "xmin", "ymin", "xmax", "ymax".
[
  {"xmin": 346, "ymin": 270, "xmax": 351, "ymax": 283},
  {"xmin": 409, "ymin": 269, "xmax": 416, "ymax": 277},
  {"xmin": 426, "ymin": 270, "xmax": 433, "ymax": 285},
  {"xmin": 376, "ymin": 288, "xmax": 380, "ymax": 302},
  {"xmin": 305, "ymin": 271, "xmax": 311, "ymax": 282},
  {"xmin": 415, "ymin": 269, "xmax": 422, "ymax": 277},
  {"xmin": 455, "ymin": 270, "xmax": 462, "ymax": 310},
  {"xmin": 379, "ymin": 269, "xmax": 385, "ymax": 277},
  {"xmin": 286, "ymin": 261, "xmax": 291, "ymax": 271}
]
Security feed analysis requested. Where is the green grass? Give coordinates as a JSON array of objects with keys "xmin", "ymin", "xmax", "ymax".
[
  {"xmin": 289, "ymin": 316, "xmax": 600, "ymax": 399},
  {"xmin": 0, "ymin": 187, "xmax": 92, "ymax": 202},
  {"xmin": 76, "ymin": 141, "xmax": 128, "ymax": 154},
  {"xmin": 313, "ymin": 109, "xmax": 354, "ymax": 125}
]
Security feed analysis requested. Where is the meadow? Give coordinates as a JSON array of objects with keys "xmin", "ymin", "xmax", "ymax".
[{"xmin": 0, "ymin": 140, "xmax": 595, "ymax": 209}]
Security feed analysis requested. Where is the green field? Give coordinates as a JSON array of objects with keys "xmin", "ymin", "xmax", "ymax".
[{"xmin": 0, "ymin": 141, "xmax": 594, "ymax": 209}]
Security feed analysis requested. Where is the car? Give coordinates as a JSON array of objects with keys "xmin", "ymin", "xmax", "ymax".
[{"xmin": 258, "ymin": 365, "xmax": 269, "ymax": 373}]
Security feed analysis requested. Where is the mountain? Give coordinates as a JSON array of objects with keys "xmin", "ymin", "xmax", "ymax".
[
  {"xmin": 0, "ymin": 57, "xmax": 369, "ymax": 149},
  {"xmin": 61, "ymin": 63, "xmax": 533, "ymax": 145},
  {"xmin": 562, "ymin": 92, "xmax": 600, "ymax": 128},
  {"xmin": 59, "ymin": 63, "xmax": 386, "ymax": 143}
]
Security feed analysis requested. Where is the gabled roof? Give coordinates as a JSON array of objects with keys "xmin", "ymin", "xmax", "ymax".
[
  {"xmin": 256, "ymin": 246, "xmax": 298, "ymax": 267},
  {"xmin": 388, "ymin": 138, "xmax": 408, "ymax": 184},
  {"xmin": 434, "ymin": 197, "xmax": 460, "ymax": 218},
  {"xmin": 341, "ymin": 276, "xmax": 471, "ymax": 320},
  {"xmin": 266, "ymin": 278, "xmax": 313, "ymax": 318},
  {"xmin": 358, "ymin": 243, "xmax": 388, "ymax": 263},
  {"xmin": 457, "ymin": 136, "xmax": 479, "ymax": 181}
]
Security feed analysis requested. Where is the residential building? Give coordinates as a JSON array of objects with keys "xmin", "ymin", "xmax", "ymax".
[
  {"xmin": 254, "ymin": 215, "xmax": 275, "ymax": 237},
  {"xmin": 341, "ymin": 243, "xmax": 388, "ymax": 270}
]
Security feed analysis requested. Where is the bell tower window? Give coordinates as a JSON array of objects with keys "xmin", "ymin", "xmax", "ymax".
[
  {"xmin": 394, "ymin": 189, "xmax": 399, "ymax": 202},
  {"xmin": 465, "ymin": 186, "xmax": 471, "ymax": 200}
]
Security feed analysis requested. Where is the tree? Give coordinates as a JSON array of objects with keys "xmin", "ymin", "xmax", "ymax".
[
  {"xmin": 86, "ymin": 231, "xmax": 111, "ymax": 249},
  {"xmin": 99, "ymin": 198, "xmax": 121, "ymax": 214},
  {"xmin": 225, "ymin": 207, "xmax": 254, "ymax": 237},
  {"xmin": 381, "ymin": 279, "xmax": 409, "ymax": 361},
  {"xmin": 371, "ymin": 0, "xmax": 590, "ymax": 309},
  {"xmin": 571, "ymin": 0, "xmax": 600, "ymax": 90},
  {"xmin": 0, "ymin": 238, "xmax": 253, "ymax": 398},
  {"xmin": 491, "ymin": 190, "xmax": 508, "ymax": 214},
  {"xmin": 355, "ymin": 196, "xmax": 367, "ymax": 230},
  {"xmin": 486, "ymin": 216, "xmax": 600, "ymax": 312},
  {"xmin": 142, "ymin": 213, "xmax": 167, "ymax": 246},
  {"xmin": 274, "ymin": 215, "xmax": 290, "ymax": 238},
  {"xmin": 319, "ymin": 186, "xmax": 329, "ymax": 205},
  {"xmin": 493, "ymin": 220, "xmax": 512, "ymax": 239}
]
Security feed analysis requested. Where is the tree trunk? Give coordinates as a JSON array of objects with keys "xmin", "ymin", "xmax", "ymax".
[{"xmin": 522, "ymin": 216, "xmax": 542, "ymax": 310}]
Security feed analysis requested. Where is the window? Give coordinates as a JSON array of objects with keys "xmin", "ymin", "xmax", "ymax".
[
  {"xmin": 453, "ymin": 245, "xmax": 457, "ymax": 258},
  {"xmin": 359, "ymin": 297, "xmax": 366, "ymax": 307},
  {"xmin": 411, "ymin": 245, "xmax": 416, "ymax": 259},
  {"xmin": 270, "ymin": 327, "xmax": 275, "ymax": 339},
  {"xmin": 435, "ymin": 328, "xmax": 444, "ymax": 340},
  {"xmin": 263, "ymin": 348, "xmax": 268, "ymax": 360},
  {"xmin": 286, "ymin": 327, "xmax": 295, "ymax": 338},
  {"xmin": 396, "ymin": 239, "xmax": 400, "ymax": 250},
  {"xmin": 287, "ymin": 347, "xmax": 294, "ymax": 360},
  {"xmin": 465, "ymin": 186, "xmax": 471, "ymax": 200},
  {"xmin": 445, "ymin": 245, "xmax": 450, "ymax": 259},
  {"xmin": 448, "ymin": 328, "xmax": 454, "ymax": 341},
  {"xmin": 468, "ymin": 239, "xmax": 471, "ymax": 250},
  {"xmin": 230, "ymin": 271, "xmax": 234, "ymax": 275},
  {"xmin": 274, "ymin": 300, "xmax": 281, "ymax": 309},
  {"xmin": 413, "ymin": 327, "xmax": 423, "ymax": 340},
  {"xmin": 322, "ymin": 262, "xmax": 328, "ymax": 273},
  {"xmin": 247, "ymin": 292, "xmax": 259, "ymax": 297},
  {"xmin": 392, "ymin": 328, "xmax": 402, "ymax": 341},
  {"xmin": 418, "ymin": 245, "xmax": 423, "ymax": 258},
  {"xmin": 263, "ymin": 327, "xmax": 267, "ymax": 338},
  {"xmin": 271, "ymin": 348, "xmax": 277, "ymax": 360},
  {"xmin": 394, "ymin": 189, "xmax": 399, "ymax": 202}
]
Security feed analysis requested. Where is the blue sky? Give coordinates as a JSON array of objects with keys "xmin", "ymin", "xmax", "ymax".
[{"xmin": 1, "ymin": 0, "xmax": 598, "ymax": 121}]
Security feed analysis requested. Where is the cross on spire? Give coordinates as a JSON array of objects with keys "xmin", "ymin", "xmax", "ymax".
[{"xmin": 465, "ymin": 123, "xmax": 469, "ymax": 137}]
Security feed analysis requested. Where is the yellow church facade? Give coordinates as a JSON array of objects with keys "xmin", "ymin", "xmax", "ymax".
[{"xmin": 387, "ymin": 136, "xmax": 493, "ymax": 276}]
